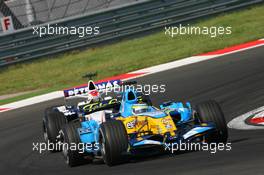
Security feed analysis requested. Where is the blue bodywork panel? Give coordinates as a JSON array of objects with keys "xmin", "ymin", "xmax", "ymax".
[{"xmin": 160, "ymin": 101, "xmax": 193, "ymax": 122}]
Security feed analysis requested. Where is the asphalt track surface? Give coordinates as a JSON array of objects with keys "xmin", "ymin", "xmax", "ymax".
[{"xmin": 1, "ymin": 46, "xmax": 264, "ymax": 175}]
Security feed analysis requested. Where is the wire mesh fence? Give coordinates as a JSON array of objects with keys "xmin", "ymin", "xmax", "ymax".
[{"xmin": 0, "ymin": 0, "xmax": 142, "ymax": 32}]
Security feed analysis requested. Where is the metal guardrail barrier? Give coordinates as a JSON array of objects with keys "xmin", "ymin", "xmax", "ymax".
[
  {"xmin": 0, "ymin": 0, "xmax": 141, "ymax": 31},
  {"xmin": 0, "ymin": 0, "xmax": 263, "ymax": 67}
]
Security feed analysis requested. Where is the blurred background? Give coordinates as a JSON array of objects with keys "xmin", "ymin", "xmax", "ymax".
[
  {"xmin": 0, "ymin": 0, "xmax": 262, "ymax": 67},
  {"xmin": 0, "ymin": 0, "xmax": 142, "ymax": 31}
]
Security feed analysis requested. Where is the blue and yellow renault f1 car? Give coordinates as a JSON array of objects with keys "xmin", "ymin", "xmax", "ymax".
[{"xmin": 60, "ymin": 84, "xmax": 228, "ymax": 167}]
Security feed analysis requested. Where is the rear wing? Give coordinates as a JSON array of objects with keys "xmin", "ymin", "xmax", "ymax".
[{"xmin": 63, "ymin": 79, "xmax": 122, "ymax": 98}]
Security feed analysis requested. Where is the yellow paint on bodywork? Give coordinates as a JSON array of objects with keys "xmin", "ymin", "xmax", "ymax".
[{"xmin": 116, "ymin": 115, "xmax": 176, "ymax": 137}]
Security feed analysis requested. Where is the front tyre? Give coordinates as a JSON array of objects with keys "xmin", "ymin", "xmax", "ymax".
[
  {"xmin": 61, "ymin": 120, "xmax": 86, "ymax": 167},
  {"xmin": 99, "ymin": 120, "xmax": 128, "ymax": 166},
  {"xmin": 43, "ymin": 107, "xmax": 66, "ymax": 152},
  {"xmin": 196, "ymin": 100, "xmax": 228, "ymax": 143}
]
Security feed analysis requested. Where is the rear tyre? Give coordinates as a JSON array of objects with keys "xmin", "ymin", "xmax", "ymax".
[
  {"xmin": 43, "ymin": 107, "xmax": 66, "ymax": 152},
  {"xmin": 61, "ymin": 120, "xmax": 86, "ymax": 167},
  {"xmin": 196, "ymin": 100, "xmax": 228, "ymax": 143},
  {"xmin": 99, "ymin": 120, "xmax": 128, "ymax": 166}
]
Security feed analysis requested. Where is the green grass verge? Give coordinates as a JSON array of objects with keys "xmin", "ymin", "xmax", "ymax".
[{"xmin": 0, "ymin": 4, "xmax": 264, "ymax": 105}]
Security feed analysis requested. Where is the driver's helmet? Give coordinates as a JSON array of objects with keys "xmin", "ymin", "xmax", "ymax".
[
  {"xmin": 87, "ymin": 89, "xmax": 100, "ymax": 103},
  {"xmin": 132, "ymin": 103, "xmax": 149, "ymax": 115},
  {"xmin": 87, "ymin": 80, "xmax": 100, "ymax": 103}
]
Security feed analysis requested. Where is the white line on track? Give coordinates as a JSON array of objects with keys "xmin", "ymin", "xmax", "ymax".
[
  {"xmin": 131, "ymin": 56, "xmax": 217, "ymax": 75},
  {"xmin": 0, "ymin": 91, "xmax": 63, "ymax": 112}
]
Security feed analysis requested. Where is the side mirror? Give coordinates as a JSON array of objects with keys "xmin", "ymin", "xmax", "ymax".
[{"xmin": 186, "ymin": 102, "xmax": 191, "ymax": 109}]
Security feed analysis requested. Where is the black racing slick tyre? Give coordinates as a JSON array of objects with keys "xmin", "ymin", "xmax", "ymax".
[
  {"xmin": 61, "ymin": 120, "xmax": 86, "ymax": 167},
  {"xmin": 196, "ymin": 100, "xmax": 228, "ymax": 143},
  {"xmin": 43, "ymin": 107, "xmax": 66, "ymax": 152},
  {"xmin": 100, "ymin": 120, "xmax": 128, "ymax": 166}
]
